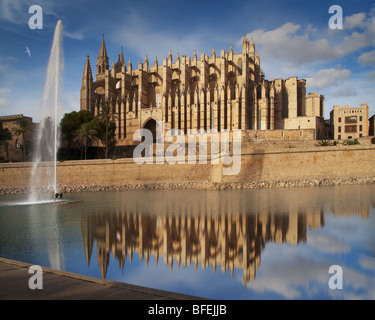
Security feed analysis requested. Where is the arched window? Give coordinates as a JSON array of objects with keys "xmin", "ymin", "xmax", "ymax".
[
  {"xmin": 143, "ymin": 118, "xmax": 157, "ymax": 143},
  {"xmin": 15, "ymin": 139, "xmax": 20, "ymax": 149}
]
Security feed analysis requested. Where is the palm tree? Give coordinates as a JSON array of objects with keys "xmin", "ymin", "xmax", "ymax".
[
  {"xmin": 11, "ymin": 117, "xmax": 32, "ymax": 162},
  {"xmin": 74, "ymin": 122, "xmax": 97, "ymax": 160},
  {"xmin": 97, "ymin": 102, "xmax": 117, "ymax": 159}
]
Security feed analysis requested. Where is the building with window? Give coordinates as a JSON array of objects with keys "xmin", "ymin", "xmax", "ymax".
[
  {"xmin": 0, "ymin": 114, "xmax": 35, "ymax": 162},
  {"xmin": 80, "ymin": 36, "xmax": 326, "ymax": 145},
  {"xmin": 330, "ymin": 104, "xmax": 369, "ymax": 140}
]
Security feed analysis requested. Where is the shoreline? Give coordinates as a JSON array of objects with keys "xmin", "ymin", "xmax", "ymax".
[
  {"xmin": 1, "ymin": 175, "xmax": 375, "ymax": 195},
  {"xmin": 0, "ymin": 257, "xmax": 201, "ymax": 300}
]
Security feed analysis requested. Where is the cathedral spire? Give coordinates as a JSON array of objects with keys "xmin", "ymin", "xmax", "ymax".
[
  {"xmin": 118, "ymin": 48, "xmax": 125, "ymax": 65},
  {"xmin": 81, "ymin": 54, "xmax": 93, "ymax": 111},
  {"xmin": 255, "ymin": 50, "xmax": 260, "ymax": 65},
  {"xmin": 83, "ymin": 54, "xmax": 93, "ymax": 82},
  {"xmin": 168, "ymin": 49, "xmax": 172, "ymax": 66},
  {"xmin": 99, "ymin": 36, "xmax": 108, "ymax": 60},
  {"xmin": 229, "ymin": 43, "xmax": 233, "ymax": 60},
  {"xmin": 193, "ymin": 49, "xmax": 197, "ymax": 61},
  {"xmin": 243, "ymin": 34, "xmax": 249, "ymax": 54},
  {"xmin": 154, "ymin": 56, "xmax": 158, "ymax": 67},
  {"xmin": 97, "ymin": 36, "xmax": 109, "ymax": 75},
  {"xmin": 128, "ymin": 57, "xmax": 132, "ymax": 73},
  {"xmin": 249, "ymin": 38, "xmax": 255, "ymax": 58},
  {"xmin": 242, "ymin": 34, "xmax": 247, "ymax": 46},
  {"xmin": 144, "ymin": 55, "xmax": 149, "ymax": 71}
]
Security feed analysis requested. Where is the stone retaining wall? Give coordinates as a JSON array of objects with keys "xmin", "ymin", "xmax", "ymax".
[
  {"xmin": 2, "ymin": 176, "xmax": 375, "ymax": 195},
  {"xmin": 1, "ymin": 141, "xmax": 374, "ymax": 195}
]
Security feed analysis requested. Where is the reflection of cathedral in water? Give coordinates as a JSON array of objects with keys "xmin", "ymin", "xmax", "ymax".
[{"xmin": 81, "ymin": 188, "xmax": 370, "ymax": 285}]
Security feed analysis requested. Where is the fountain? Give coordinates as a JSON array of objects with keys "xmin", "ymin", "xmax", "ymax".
[{"xmin": 29, "ymin": 20, "xmax": 64, "ymax": 203}]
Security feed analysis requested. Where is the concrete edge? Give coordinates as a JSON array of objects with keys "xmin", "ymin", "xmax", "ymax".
[{"xmin": 0, "ymin": 257, "xmax": 205, "ymax": 300}]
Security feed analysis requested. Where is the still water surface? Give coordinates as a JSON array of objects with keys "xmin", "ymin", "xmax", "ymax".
[{"xmin": 0, "ymin": 184, "xmax": 374, "ymax": 299}]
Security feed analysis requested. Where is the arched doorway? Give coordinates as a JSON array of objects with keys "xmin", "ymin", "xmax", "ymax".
[{"xmin": 143, "ymin": 118, "xmax": 157, "ymax": 143}]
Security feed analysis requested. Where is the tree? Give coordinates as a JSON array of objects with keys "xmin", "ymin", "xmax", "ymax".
[
  {"xmin": 0, "ymin": 122, "xmax": 12, "ymax": 161},
  {"xmin": 73, "ymin": 122, "xmax": 97, "ymax": 160},
  {"xmin": 60, "ymin": 110, "xmax": 94, "ymax": 152},
  {"xmin": 11, "ymin": 117, "xmax": 32, "ymax": 162},
  {"xmin": 59, "ymin": 108, "xmax": 116, "ymax": 160},
  {"xmin": 96, "ymin": 103, "xmax": 117, "ymax": 159}
]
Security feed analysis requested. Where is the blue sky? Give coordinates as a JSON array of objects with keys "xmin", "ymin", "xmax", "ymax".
[{"xmin": 0, "ymin": 0, "xmax": 374, "ymax": 122}]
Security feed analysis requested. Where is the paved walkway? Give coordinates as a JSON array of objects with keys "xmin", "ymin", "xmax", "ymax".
[{"xmin": 0, "ymin": 258, "xmax": 202, "ymax": 300}]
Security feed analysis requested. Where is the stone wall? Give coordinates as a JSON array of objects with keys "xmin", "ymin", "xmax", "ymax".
[{"xmin": 1, "ymin": 140, "xmax": 374, "ymax": 194}]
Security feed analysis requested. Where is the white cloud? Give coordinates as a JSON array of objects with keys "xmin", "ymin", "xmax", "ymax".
[
  {"xmin": 0, "ymin": 0, "xmax": 58, "ymax": 26},
  {"xmin": 243, "ymin": 242, "xmax": 375, "ymax": 300},
  {"xmin": 244, "ymin": 9, "xmax": 375, "ymax": 67},
  {"xmin": 0, "ymin": 88, "xmax": 10, "ymax": 94},
  {"xmin": 307, "ymin": 68, "xmax": 351, "ymax": 90},
  {"xmin": 332, "ymin": 87, "xmax": 357, "ymax": 98},
  {"xmin": 307, "ymin": 232, "xmax": 351, "ymax": 254},
  {"xmin": 64, "ymin": 30, "xmax": 84, "ymax": 40},
  {"xmin": 345, "ymin": 13, "xmax": 367, "ymax": 29},
  {"xmin": 358, "ymin": 255, "xmax": 375, "ymax": 272},
  {"xmin": 0, "ymin": 88, "xmax": 11, "ymax": 109},
  {"xmin": 0, "ymin": 0, "xmax": 25, "ymax": 25},
  {"xmin": 0, "ymin": 97, "xmax": 11, "ymax": 109},
  {"xmin": 245, "ymin": 23, "xmax": 337, "ymax": 65},
  {"xmin": 358, "ymin": 50, "xmax": 375, "ymax": 66}
]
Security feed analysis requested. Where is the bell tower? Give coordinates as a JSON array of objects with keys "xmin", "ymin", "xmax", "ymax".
[
  {"xmin": 96, "ymin": 35, "xmax": 109, "ymax": 79},
  {"xmin": 80, "ymin": 54, "xmax": 94, "ymax": 112}
]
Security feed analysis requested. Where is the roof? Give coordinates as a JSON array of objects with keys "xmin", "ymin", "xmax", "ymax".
[{"xmin": 0, "ymin": 114, "xmax": 33, "ymax": 121}]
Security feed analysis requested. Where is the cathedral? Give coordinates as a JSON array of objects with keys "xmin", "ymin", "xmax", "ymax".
[{"xmin": 80, "ymin": 35, "xmax": 325, "ymax": 145}]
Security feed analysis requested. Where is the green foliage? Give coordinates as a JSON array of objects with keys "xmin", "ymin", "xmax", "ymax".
[
  {"xmin": 0, "ymin": 122, "xmax": 12, "ymax": 142},
  {"xmin": 315, "ymin": 140, "xmax": 334, "ymax": 146},
  {"xmin": 96, "ymin": 103, "xmax": 117, "ymax": 159},
  {"xmin": 60, "ymin": 108, "xmax": 116, "ymax": 160},
  {"xmin": 371, "ymin": 137, "xmax": 375, "ymax": 144},
  {"xmin": 0, "ymin": 122, "xmax": 12, "ymax": 161},
  {"xmin": 91, "ymin": 117, "xmax": 117, "ymax": 153},
  {"xmin": 73, "ymin": 122, "xmax": 98, "ymax": 160},
  {"xmin": 60, "ymin": 110, "xmax": 94, "ymax": 147},
  {"xmin": 342, "ymin": 139, "xmax": 360, "ymax": 145}
]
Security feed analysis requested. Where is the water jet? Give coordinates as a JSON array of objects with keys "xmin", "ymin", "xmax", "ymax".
[{"xmin": 29, "ymin": 20, "xmax": 64, "ymax": 204}]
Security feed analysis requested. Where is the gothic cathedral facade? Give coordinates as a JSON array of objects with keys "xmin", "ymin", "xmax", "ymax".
[{"xmin": 80, "ymin": 36, "xmax": 325, "ymax": 145}]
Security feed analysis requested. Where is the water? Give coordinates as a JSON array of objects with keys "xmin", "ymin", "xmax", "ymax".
[
  {"xmin": 0, "ymin": 185, "xmax": 374, "ymax": 299},
  {"xmin": 29, "ymin": 20, "xmax": 64, "ymax": 202}
]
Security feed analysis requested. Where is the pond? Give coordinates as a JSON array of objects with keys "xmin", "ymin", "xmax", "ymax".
[{"xmin": 0, "ymin": 184, "xmax": 374, "ymax": 300}]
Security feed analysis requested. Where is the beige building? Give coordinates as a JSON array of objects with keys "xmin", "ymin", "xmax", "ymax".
[
  {"xmin": 0, "ymin": 114, "xmax": 34, "ymax": 162},
  {"xmin": 80, "ymin": 36, "xmax": 325, "ymax": 145},
  {"xmin": 330, "ymin": 104, "xmax": 369, "ymax": 140},
  {"xmin": 369, "ymin": 114, "xmax": 375, "ymax": 136}
]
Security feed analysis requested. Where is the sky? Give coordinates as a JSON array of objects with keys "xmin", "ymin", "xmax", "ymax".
[{"xmin": 0, "ymin": 0, "xmax": 374, "ymax": 122}]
